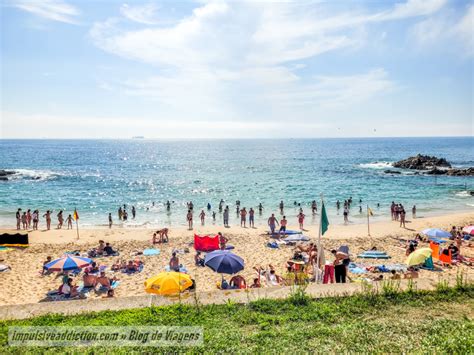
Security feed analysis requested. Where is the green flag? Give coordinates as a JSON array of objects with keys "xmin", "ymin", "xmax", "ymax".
[{"xmin": 321, "ymin": 202, "xmax": 329, "ymax": 235}]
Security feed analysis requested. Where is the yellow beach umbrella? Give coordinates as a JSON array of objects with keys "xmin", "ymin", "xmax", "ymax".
[
  {"xmin": 406, "ymin": 248, "xmax": 432, "ymax": 266},
  {"xmin": 144, "ymin": 272, "xmax": 193, "ymax": 295}
]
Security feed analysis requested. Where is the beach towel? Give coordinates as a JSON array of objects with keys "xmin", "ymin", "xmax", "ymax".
[
  {"xmin": 283, "ymin": 235, "xmax": 310, "ymax": 242},
  {"xmin": 143, "ymin": 248, "xmax": 160, "ymax": 256},
  {"xmin": 194, "ymin": 234, "xmax": 220, "ymax": 252},
  {"xmin": 357, "ymin": 252, "xmax": 391, "ymax": 259},
  {"xmin": 348, "ymin": 263, "xmax": 367, "ymax": 274}
]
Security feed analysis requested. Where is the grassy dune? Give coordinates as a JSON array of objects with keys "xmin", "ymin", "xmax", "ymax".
[{"xmin": 1, "ymin": 283, "xmax": 473, "ymax": 353}]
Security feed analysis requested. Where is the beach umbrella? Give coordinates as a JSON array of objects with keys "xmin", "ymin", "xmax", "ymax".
[
  {"xmin": 406, "ymin": 248, "xmax": 433, "ymax": 266},
  {"xmin": 144, "ymin": 272, "xmax": 193, "ymax": 295},
  {"xmin": 422, "ymin": 228, "xmax": 451, "ymax": 239},
  {"xmin": 462, "ymin": 226, "xmax": 474, "ymax": 236},
  {"xmin": 204, "ymin": 250, "xmax": 244, "ymax": 275},
  {"xmin": 44, "ymin": 255, "xmax": 92, "ymax": 272}
]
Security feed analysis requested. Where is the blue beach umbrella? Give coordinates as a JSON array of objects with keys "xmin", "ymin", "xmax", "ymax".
[
  {"xmin": 204, "ymin": 250, "xmax": 244, "ymax": 275},
  {"xmin": 45, "ymin": 255, "xmax": 92, "ymax": 272},
  {"xmin": 422, "ymin": 228, "xmax": 451, "ymax": 239}
]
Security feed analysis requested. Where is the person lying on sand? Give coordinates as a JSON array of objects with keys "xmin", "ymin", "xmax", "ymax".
[{"xmin": 390, "ymin": 270, "xmax": 401, "ymax": 280}]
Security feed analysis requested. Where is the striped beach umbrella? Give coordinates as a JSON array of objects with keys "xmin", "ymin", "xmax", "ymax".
[{"xmin": 44, "ymin": 255, "xmax": 92, "ymax": 272}]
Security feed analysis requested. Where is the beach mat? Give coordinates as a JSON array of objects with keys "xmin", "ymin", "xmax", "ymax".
[
  {"xmin": 283, "ymin": 235, "xmax": 310, "ymax": 242},
  {"xmin": 357, "ymin": 252, "xmax": 391, "ymax": 259},
  {"xmin": 143, "ymin": 249, "xmax": 160, "ymax": 256}
]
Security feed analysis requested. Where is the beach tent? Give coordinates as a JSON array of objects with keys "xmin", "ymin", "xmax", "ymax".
[
  {"xmin": 194, "ymin": 234, "xmax": 220, "ymax": 252},
  {"xmin": 144, "ymin": 272, "xmax": 193, "ymax": 295},
  {"xmin": 429, "ymin": 241, "xmax": 440, "ymax": 260},
  {"xmin": 0, "ymin": 233, "xmax": 28, "ymax": 247}
]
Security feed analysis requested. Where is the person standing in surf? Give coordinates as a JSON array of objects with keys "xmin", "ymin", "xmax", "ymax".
[
  {"xmin": 240, "ymin": 207, "xmax": 247, "ymax": 227},
  {"xmin": 223, "ymin": 206, "xmax": 229, "ymax": 227},
  {"xmin": 43, "ymin": 210, "xmax": 52, "ymax": 230},
  {"xmin": 187, "ymin": 209, "xmax": 193, "ymax": 230},
  {"xmin": 57, "ymin": 210, "xmax": 64, "ymax": 229},
  {"xmin": 268, "ymin": 214, "xmax": 279, "ymax": 234},
  {"xmin": 249, "ymin": 207, "xmax": 255, "ymax": 228},
  {"xmin": 108, "ymin": 213, "xmax": 113, "ymax": 228},
  {"xmin": 199, "ymin": 210, "xmax": 205, "ymax": 225},
  {"xmin": 311, "ymin": 200, "xmax": 317, "ymax": 214},
  {"xmin": 297, "ymin": 211, "xmax": 305, "ymax": 230},
  {"xmin": 66, "ymin": 214, "xmax": 73, "ymax": 229}
]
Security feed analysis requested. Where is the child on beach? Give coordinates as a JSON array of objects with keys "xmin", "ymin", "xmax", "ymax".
[{"xmin": 66, "ymin": 214, "xmax": 73, "ymax": 229}]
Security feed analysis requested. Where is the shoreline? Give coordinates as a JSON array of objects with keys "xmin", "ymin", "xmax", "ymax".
[{"xmin": 1, "ymin": 206, "xmax": 473, "ymax": 232}]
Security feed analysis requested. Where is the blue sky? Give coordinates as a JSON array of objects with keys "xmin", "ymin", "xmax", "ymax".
[{"xmin": 1, "ymin": 0, "xmax": 473, "ymax": 138}]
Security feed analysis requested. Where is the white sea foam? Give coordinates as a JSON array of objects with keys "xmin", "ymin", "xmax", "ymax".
[
  {"xmin": 359, "ymin": 161, "xmax": 393, "ymax": 169},
  {"xmin": 456, "ymin": 191, "xmax": 473, "ymax": 197},
  {"xmin": 8, "ymin": 169, "xmax": 64, "ymax": 181}
]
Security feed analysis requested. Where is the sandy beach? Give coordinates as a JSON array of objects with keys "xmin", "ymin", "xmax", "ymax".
[{"xmin": 0, "ymin": 211, "xmax": 473, "ymax": 306}]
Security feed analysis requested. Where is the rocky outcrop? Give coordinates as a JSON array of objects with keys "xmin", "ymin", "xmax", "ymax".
[
  {"xmin": 384, "ymin": 170, "xmax": 401, "ymax": 174},
  {"xmin": 426, "ymin": 167, "xmax": 474, "ymax": 176},
  {"xmin": 0, "ymin": 170, "xmax": 15, "ymax": 181},
  {"xmin": 393, "ymin": 154, "xmax": 451, "ymax": 170}
]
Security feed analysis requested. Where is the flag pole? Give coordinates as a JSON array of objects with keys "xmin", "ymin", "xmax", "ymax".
[
  {"xmin": 74, "ymin": 208, "xmax": 80, "ymax": 240},
  {"xmin": 316, "ymin": 194, "xmax": 323, "ymax": 284}
]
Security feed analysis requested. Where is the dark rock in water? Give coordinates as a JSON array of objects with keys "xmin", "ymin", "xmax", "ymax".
[
  {"xmin": 393, "ymin": 154, "xmax": 451, "ymax": 170},
  {"xmin": 0, "ymin": 170, "xmax": 15, "ymax": 181},
  {"xmin": 426, "ymin": 168, "xmax": 447, "ymax": 175},
  {"xmin": 0, "ymin": 170, "xmax": 15, "ymax": 177},
  {"xmin": 445, "ymin": 168, "xmax": 474, "ymax": 176},
  {"xmin": 470, "ymin": 191, "xmax": 474, "ymax": 196},
  {"xmin": 384, "ymin": 170, "xmax": 401, "ymax": 174},
  {"xmin": 31, "ymin": 176, "xmax": 41, "ymax": 180}
]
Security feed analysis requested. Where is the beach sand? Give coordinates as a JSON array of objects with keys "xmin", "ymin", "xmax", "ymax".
[{"xmin": 0, "ymin": 211, "xmax": 473, "ymax": 306}]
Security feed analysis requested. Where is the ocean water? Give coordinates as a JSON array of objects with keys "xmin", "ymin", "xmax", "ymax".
[{"xmin": 0, "ymin": 137, "xmax": 473, "ymax": 228}]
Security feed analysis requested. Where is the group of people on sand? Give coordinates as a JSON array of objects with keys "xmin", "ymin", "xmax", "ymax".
[
  {"xmin": 16, "ymin": 208, "xmax": 74, "ymax": 231},
  {"xmin": 390, "ymin": 202, "xmax": 417, "ymax": 228}
]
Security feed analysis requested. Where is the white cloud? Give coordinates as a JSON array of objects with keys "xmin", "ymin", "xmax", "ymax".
[
  {"xmin": 12, "ymin": 0, "xmax": 80, "ymax": 24},
  {"xmin": 120, "ymin": 3, "xmax": 159, "ymax": 25},
  {"xmin": 410, "ymin": 4, "xmax": 473, "ymax": 56}
]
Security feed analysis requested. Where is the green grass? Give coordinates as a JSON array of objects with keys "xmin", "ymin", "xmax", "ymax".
[{"xmin": 1, "ymin": 284, "xmax": 473, "ymax": 354}]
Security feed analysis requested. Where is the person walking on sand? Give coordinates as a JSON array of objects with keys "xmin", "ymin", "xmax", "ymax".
[
  {"xmin": 412, "ymin": 205, "xmax": 416, "ymax": 219},
  {"xmin": 297, "ymin": 211, "xmax": 305, "ymax": 230},
  {"xmin": 26, "ymin": 209, "xmax": 32, "ymax": 229},
  {"xmin": 199, "ymin": 210, "xmax": 205, "ymax": 225},
  {"xmin": 268, "ymin": 214, "xmax": 279, "ymax": 234},
  {"xmin": 108, "ymin": 213, "xmax": 113, "ymax": 228},
  {"xmin": 249, "ymin": 208, "xmax": 255, "ymax": 228},
  {"xmin": 131, "ymin": 206, "xmax": 136, "ymax": 219},
  {"xmin": 400, "ymin": 208, "xmax": 406, "ymax": 228},
  {"xmin": 57, "ymin": 210, "xmax": 64, "ymax": 229},
  {"xmin": 279, "ymin": 216, "xmax": 288, "ymax": 237},
  {"xmin": 66, "ymin": 214, "xmax": 73, "ymax": 229},
  {"xmin": 187, "ymin": 209, "xmax": 193, "ymax": 230},
  {"xmin": 16, "ymin": 208, "xmax": 21, "ymax": 230},
  {"xmin": 223, "ymin": 206, "xmax": 229, "ymax": 227},
  {"xmin": 43, "ymin": 210, "xmax": 52, "ymax": 230},
  {"xmin": 240, "ymin": 207, "xmax": 247, "ymax": 228}
]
